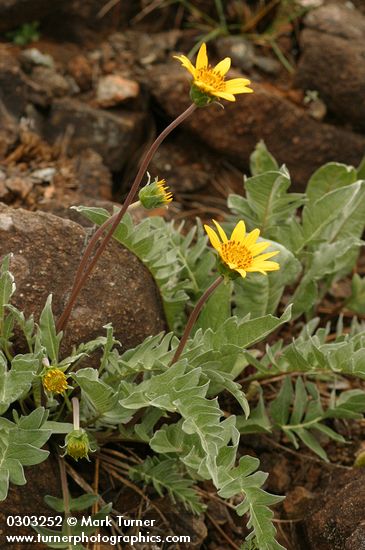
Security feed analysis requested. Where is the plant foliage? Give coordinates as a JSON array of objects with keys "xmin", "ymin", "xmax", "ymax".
[{"xmin": 1, "ymin": 141, "xmax": 365, "ymax": 550}]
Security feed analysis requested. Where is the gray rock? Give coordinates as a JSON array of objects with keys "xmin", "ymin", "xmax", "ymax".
[
  {"xmin": 96, "ymin": 75, "xmax": 140, "ymax": 107},
  {"xmin": 295, "ymin": 4, "xmax": 365, "ymax": 131},
  {"xmin": 303, "ymin": 469, "xmax": 365, "ymax": 549},
  {"xmin": 0, "ymin": 203, "xmax": 166, "ymax": 355},
  {"xmin": 19, "ymin": 48, "xmax": 55, "ymax": 70},
  {"xmin": 253, "ymin": 55, "xmax": 281, "ymax": 76},
  {"xmin": 44, "ymin": 98, "xmax": 148, "ymax": 172},
  {"xmin": 30, "ymin": 167, "xmax": 56, "ymax": 183},
  {"xmin": 304, "ymin": 3, "xmax": 365, "ymax": 40},
  {"xmin": 216, "ymin": 36, "xmax": 255, "ymax": 72},
  {"xmin": 29, "ymin": 66, "xmax": 70, "ymax": 106}
]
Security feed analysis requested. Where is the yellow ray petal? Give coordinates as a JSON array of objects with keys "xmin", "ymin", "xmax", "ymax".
[
  {"xmin": 255, "ymin": 251, "xmax": 279, "ymax": 262},
  {"xmin": 204, "ymin": 225, "xmax": 221, "ymax": 252},
  {"xmin": 250, "ymin": 241, "xmax": 270, "ymax": 256},
  {"xmin": 213, "ymin": 91, "xmax": 236, "ymax": 101},
  {"xmin": 196, "ymin": 43, "xmax": 208, "ymax": 70},
  {"xmin": 257, "ymin": 261, "xmax": 280, "ymax": 270},
  {"xmin": 173, "ymin": 55, "xmax": 196, "ymax": 76},
  {"xmin": 225, "ymin": 78, "xmax": 252, "ymax": 94},
  {"xmin": 244, "ymin": 228, "xmax": 260, "ymax": 247},
  {"xmin": 236, "ymin": 269, "xmax": 247, "ymax": 278},
  {"xmin": 212, "ymin": 219, "xmax": 228, "ymax": 242},
  {"xmin": 214, "ymin": 57, "xmax": 231, "ymax": 76},
  {"xmin": 230, "ymin": 220, "xmax": 246, "ymax": 243},
  {"xmin": 247, "ymin": 261, "xmax": 279, "ymax": 272},
  {"xmin": 261, "ymin": 261, "xmax": 280, "ymax": 271}
]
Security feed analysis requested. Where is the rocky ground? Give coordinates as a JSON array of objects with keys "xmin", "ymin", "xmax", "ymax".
[{"xmin": 0, "ymin": 1, "xmax": 365, "ymax": 549}]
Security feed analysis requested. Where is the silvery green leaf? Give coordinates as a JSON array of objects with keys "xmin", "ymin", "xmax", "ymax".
[
  {"xmin": 306, "ymin": 162, "xmax": 357, "ymax": 203},
  {"xmin": 0, "ymin": 407, "xmax": 50, "ymax": 501},
  {"xmin": 346, "ymin": 274, "xmax": 365, "ymax": 315},
  {"xmin": 73, "ymin": 368, "xmax": 131, "ymax": 426},
  {"xmin": 299, "ymin": 181, "xmax": 365, "ymax": 253},
  {"xmin": 129, "ymin": 456, "xmax": 205, "ymax": 514},
  {"xmin": 270, "ymin": 377, "xmax": 293, "ymax": 426},
  {"xmin": 45, "ymin": 493, "xmax": 98, "ymax": 513},
  {"xmin": 249, "ymin": 140, "xmax": 279, "ymax": 176},
  {"xmin": 233, "ymin": 242, "xmax": 300, "ymax": 318},
  {"xmin": 0, "ymin": 255, "xmax": 15, "ymax": 329},
  {"xmin": 358, "ymin": 155, "xmax": 365, "ymax": 179},
  {"xmin": 237, "ymin": 389, "xmax": 271, "ymax": 434},
  {"xmin": 194, "ymin": 280, "xmax": 232, "ymax": 332},
  {"xmin": 0, "ymin": 352, "xmax": 39, "ymax": 413},
  {"xmin": 38, "ymin": 295, "xmax": 62, "ymax": 364}
]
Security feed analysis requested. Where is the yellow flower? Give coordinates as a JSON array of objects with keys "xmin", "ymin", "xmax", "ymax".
[
  {"xmin": 42, "ymin": 368, "xmax": 68, "ymax": 394},
  {"xmin": 138, "ymin": 178, "xmax": 173, "ymax": 209},
  {"xmin": 174, "ymin": 42, "xmax": 253, "ymax": 104},
  {"xmin": 204, "ymin": 220, "xmax": 280, "ymax": 278}
]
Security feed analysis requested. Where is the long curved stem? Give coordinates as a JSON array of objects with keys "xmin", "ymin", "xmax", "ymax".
[
  {"xmin": 170, "ymin": 276, "xmax": 223, "ymax": 365},
  {"xmin": 57, "ymin": 103, "xmax": 197, "ymax": 332}
]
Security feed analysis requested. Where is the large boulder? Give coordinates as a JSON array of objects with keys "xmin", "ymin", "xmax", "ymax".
[
  {"xmin": 303, "ymin": 469, "xmax": 365, "ymax": 549},
  {"xmin": 44, "ymin": 98, "xmax": 149, "ymax": 172},
  {"xmin": 147, "ymin": 63, "xmax": 365, "ymax": 188},
  {"xmin": 295, "ymin": 4, "xmax": 365, "ymax": 132},
  {"xmin": 0, "ymin": 204, "xmax": 166, "ymax": 355}
]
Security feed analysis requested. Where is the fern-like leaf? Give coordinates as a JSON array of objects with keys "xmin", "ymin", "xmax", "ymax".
[{"xmin": 129, "ymin": 456, "xmax": 205, "ymax": 514}]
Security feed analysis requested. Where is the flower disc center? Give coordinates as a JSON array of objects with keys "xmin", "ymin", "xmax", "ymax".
[
  {"xmin": 195, "ymin": 67, "xmax": 225, "ymax": 92},
  {"xmin": 221, "ymin": 240, "xmax": 253, "ymax": 269}
]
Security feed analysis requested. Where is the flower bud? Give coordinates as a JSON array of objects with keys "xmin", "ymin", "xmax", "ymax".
[
  {"xmin": 64, "ymin": 429, "xmax": 95, "ymax": 461},
  {"xmin": 138, "ymin": 178, "xmax": 173, "ymax": 209}
]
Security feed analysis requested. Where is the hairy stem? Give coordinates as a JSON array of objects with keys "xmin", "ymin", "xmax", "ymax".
[
  {"xmin": 57, "ymin": 103, "xmax": 196, "ymax": 332},
  {"xmin": 170, "ymin": 276, "xmax": 223, "ymax": 365},
  {"xmin": 72, "ymin": 396, "xmax": 80, "ymax": 430}
]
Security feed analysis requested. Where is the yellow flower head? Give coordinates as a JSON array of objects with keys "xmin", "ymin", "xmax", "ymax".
[
  {"xmin": 139, "ymin": 178, "xmax": 173, "ymax": 209},
  {"xmin": 174, "ymin": 42, "xmax": 253, "ymax": 105},
  {"xmin": 42, "ymin": 368, "xmax": 68, "ymax": 394},
  {"xmin": 204, "ymin": 220, "xmax": 280, "ymax": 278}
]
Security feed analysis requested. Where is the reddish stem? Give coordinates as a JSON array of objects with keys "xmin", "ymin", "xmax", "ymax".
[{"xmin": 57, "ymin": 103, "xmax": 196, "ymax": 332}]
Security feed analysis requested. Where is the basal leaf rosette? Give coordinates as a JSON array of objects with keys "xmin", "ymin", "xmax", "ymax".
[
  {"xmin": 174, "ymin": 42, "xmax": 253, "ymax": 106},
  {"xmin": 204, "ymin": 220, "xmax": 280, "ymax": 280}
]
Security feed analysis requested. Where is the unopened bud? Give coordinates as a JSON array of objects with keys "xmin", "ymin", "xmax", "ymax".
[
  {"xmin": 64, "ymin": 429, "xmax": 95, "ymax": 461},
  {"xmin": 138, "ymin": 178, "xmax": 173, "ymax": 209}
]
